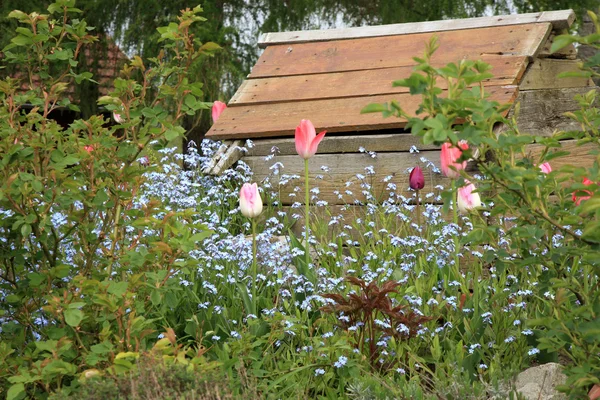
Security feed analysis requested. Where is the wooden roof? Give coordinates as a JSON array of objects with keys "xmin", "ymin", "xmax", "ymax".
[{"xmin": 206, "ymin": 10, "xmax": 575, "ymax": 141}]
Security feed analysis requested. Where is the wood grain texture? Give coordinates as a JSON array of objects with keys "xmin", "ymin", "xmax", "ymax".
[
  {"xmin": 512, "ymin": 87, "xmax": 599, "ymax": 137},
  {"xmin": 247, "ymin": 133, "xmax": 437, "ymax": 156},
  {"xmin": 248, "ymin": 139, "xmax": 596, "ymax": 205},
  {"xmin": 520, "ymin": 59, "xmax": 593, "ymax": 90},
  {"xmin": 207, "ymin": 86, "xmax": 518, "ymax": 140},
  {"xmin": 231, "ymin": 56, "xmax": 527, "ymax": 106},
  {"xmin": 250, "ymin": 23, "xmax": 551, "ymax": 78},
  {"xmin": 247, "ymin": 151, "xmax": 458, "ymax": 205},
  {"xmin": 258, "ymin": 10, "xmax": 573, "ymax": 47}
]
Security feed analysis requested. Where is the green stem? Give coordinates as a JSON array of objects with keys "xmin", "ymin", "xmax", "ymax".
[
  {"xmin": 416, "ymin": 190, "xmax": 421, "ymax": 227},
  {"xmin": 304, "ymin": 158, "xmax": 310, "ymax": 268},
  {"xmin": 107, "ymin": 202, "xmax": 122, "ymax": 278},
  {"xmin": 452, "ymin": 180, "xmax": 460, "ymax": 283},
  {"xmin": 252, "ymin": 218, "xmax": 257, "ymax": 314}
]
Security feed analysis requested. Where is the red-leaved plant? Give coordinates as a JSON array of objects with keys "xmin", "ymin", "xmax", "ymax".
[{"xmin": 321, "ymin": 277, "xmax": 433, "ymax": 372}]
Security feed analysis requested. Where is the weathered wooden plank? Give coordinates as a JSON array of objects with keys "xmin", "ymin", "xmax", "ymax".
[
  {"xmin": 207, "ymin": 86, "xmax": 518, "ymax": 140},
  {"xmin": 248, "ymin": 140, "xmax": 596, "ymax": 205},
  {"xmin": 247, "ymin": 151, "xmax": 456, "ymax": 205},
  {"xmin": 250, "ymin": 23, "xmax": 551, "ymax": 78},
  {"xmin": 232, "ymin": 56, "xmax": 527, "ymax": 106},
  {"xmin": 512, "ymin": 87, "xmax": 599, "ymax": 137},
  {"xmin": 247, "ymin": 133, "xmax": 436, "ymax": 157},
  {"xmin": 520, "ymin": 59, "xmax": 593, "ymax": 90},
  {"xmin": 258, "ymin": 10, "xmax": 574, "ymax": 48}
]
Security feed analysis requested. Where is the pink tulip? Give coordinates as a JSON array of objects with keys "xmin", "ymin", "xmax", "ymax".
[
  {"xmin": 440, "ymin": 141, "xmax": 469, "ymax": 179},
  {"xmin": 295, "ymin": 119, "xmax": 327, "ymax": 159},
  {"xmin": 409, "ymin": 166, "xmax": 425, "ymax": 190},
  {"xmin": 572, "ymin": 177, "xmax": 594, "ymax": 205},
  {"xmin": 589, "ymin": 384, "xmax": 600, "ymax": 400},
  {"xmin": 457, "ymin": 181, "xmax": 482, "ymax": 214},
  {"xmin": 539, "ymin": 162, "xmax": 552, "ymax": 174},
  {"xmin": 239, "ymin": 182, "xmax": 263, "ymax": 218},
  {"xmin": 212, "ymin": 101, "xmax": 227, "ymax": 122}
]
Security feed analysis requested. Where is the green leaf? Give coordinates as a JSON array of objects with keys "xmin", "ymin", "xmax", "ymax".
[
  {"xmin": 550, "ymin": 35, "xmax": 577, "ymax": 54},
  {"xmin": 11, "ymin": 35, "xmax": 33, "ymax": 46},
  {"xmin": 28, "ymin": 273, "xmax": 45, "ymax": 287},
  {"xmin": 64, "ymin": 308, "xmax": 84, "ymax": 327},
  {"xmin": 107, "ymin": 281, "xmax": 128, "ymax": 297},
  {"xmin": 190, "ymin": 231, "xmax": 213, "ymax": 242},
  {"xmin": 150, "ymin": 290, "xmax": 161, "ymax": 306},
  {"xmin": 199, "ymin": 42, "xmax": 221, "ymax": 52},
  {"xmin": 8, "ymin": 10, "xmax": 28, "ymax": 21},
  {"xmin": 360, "ymin": 103, "xmax": 388, "ymax": 114},
  {"xmin": 20, "ymin": 224, "xmax": 31, "ymax": 237},
  {"xmin": 7, "ymin": 383, "xmax": 25, "ymax": 400}
]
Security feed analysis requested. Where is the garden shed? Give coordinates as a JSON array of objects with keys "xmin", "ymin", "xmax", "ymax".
[{"xmin": 205, "ymin": 10, "xmax": 596, "ymax": 211}]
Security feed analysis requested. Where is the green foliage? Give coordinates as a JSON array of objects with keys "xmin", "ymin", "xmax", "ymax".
[
  {"xmin": 365, "ymin": 13, "xmax": 600, "ymax": 397},
  {"xmin": 0, "ymin": 3, "xmax": 217, "ymax": 398},
  {"xmin": 49, "ymin": 335, "xmax": 236, "ymax": 400}
]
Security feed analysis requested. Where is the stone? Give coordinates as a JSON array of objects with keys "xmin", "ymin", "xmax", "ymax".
[{"xmin": 515, "ymin": 363, "xmax": 567, "ymax": 400}]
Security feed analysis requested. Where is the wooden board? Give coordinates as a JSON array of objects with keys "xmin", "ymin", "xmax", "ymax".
[
  {"xmin": 258, "ymin": 10, "xmax": 574, "ymax": 48},
  {"xmin": 248, "ymin": 140, "xmax": 596, "ymax": 205},
  {"xmin": 250, "ymin": 23, "xmax": 551, "ymax": 78},
  {"xmin": 207, "ymin": 86, "xmax": 518, "ymax": 140},
  {"xmin": 511, "ymin": 87, "xmax": 599, "ymax": 137},
  {"xmin": 246, "ymin": 151, "xmax": 465, "ymax": 205},
  {"xmin": 231, "ymin": 56, "xmax": 527, "ymax": 106},
  {"xmin": 247, "ymin": 133, "xmax": 437, "ymax": 157},
  {"xmin": 520, "ymin": 59, "xmax": 593, "ymax": 90}
]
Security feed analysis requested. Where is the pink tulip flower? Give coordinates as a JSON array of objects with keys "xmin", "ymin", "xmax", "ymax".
[
  {"xmin": 457, "ymin": 181, "xmax": 482, "ymax": 214},
  {"xmin": 212, "ymin": 101, "xmax": 227, "ymax": 122},
  {"xmin": 239, "ymin": 182, "xmax": 263, "ymax": 218},
  {"xmin": 441, "ymin": 141, "xmax": 469, "ymax": 179},
  {"xmin": 572, "ymin": 177, "xmax": 594, "ymax": 205},
  {"xmin": 294, "ymin": 119, "xmax": 327, "ymax": 159},
  {"xmin": 539, "ymin": 162, "xmax": 552, "ymax": 174},
  {"xmin": 409, "ymin": 166, "xmax": 425, "ymax": 190}
]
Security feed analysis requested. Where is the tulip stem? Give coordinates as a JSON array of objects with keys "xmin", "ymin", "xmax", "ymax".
[
  {"xmin": 452, "ymin": 179, "xmax": 460, "ymax": 281},
  {"xmin": 304, "ymin": 158, "xmax": 311, "ymax": 269},
  {"xmin": 252, "ymin": 218, "xmax": 257, "ymax": 313},
  {"xmin": 416, "ymin": 190, "xmax": 421, "ymax": 227}
]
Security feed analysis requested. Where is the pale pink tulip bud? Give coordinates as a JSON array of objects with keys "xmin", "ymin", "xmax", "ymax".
[
  {"xmin": 539, "ymin": 162, "xmax": 552, "ymax": 174},
  {"xmin": 441, "ymin": 141, "xmax": 469, "ymax": 179},
  {"xmin": 212, "ymin": 101, "xmax": 227, "ymax": 122},
  {"xmin": 239, "ymin": 182, "xmax": 263, "ymax": 218},
  {"xmin": 294, "ymin": 119, "xmax": 326, "ymax": 159},
  {"xmin": 409, "ymin": 166, "xmax": 425, "ymax": 190},
  {"xmin": 457, "ymin": 181, "xmax": 482, "ymax": 214},
  {"xmin": 113, "ymin": 112, "xmax": 123, "ymax": 123}
]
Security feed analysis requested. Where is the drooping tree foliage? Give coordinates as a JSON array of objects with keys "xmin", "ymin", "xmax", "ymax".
[{"xmin": 1, "ymin": 0, "xmax": 597, "ymax": 143}]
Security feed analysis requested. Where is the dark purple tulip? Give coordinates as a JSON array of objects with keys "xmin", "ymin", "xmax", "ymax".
[{"xmin": 409, "ymin": 166, "xmax": 425, "ymax": 190}]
